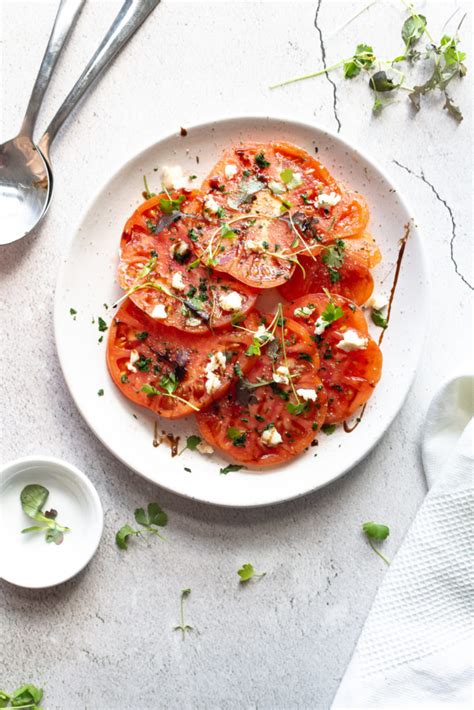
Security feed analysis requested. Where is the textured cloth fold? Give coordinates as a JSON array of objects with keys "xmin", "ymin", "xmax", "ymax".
[{"xmin": 332, "ymin": 376, "xmax": 474, "ymax": 709}]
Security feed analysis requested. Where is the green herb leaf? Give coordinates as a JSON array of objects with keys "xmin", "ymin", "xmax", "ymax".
[
  {"xmin": 147, "ymin": 502, "xmax": 168, "ymax": 527},
  {"xmin": 159, "ymin": 194, "xmax": 185, "ymax": 215},
  {"xmin": 20, "ymin": 484, "xmax": 49, "ymax": 519},
  {"xmin": 321, "ymin": 423, "xmax": 337, "ymax": 435},
  {"xmin": 371, "ymin": 309, "xmax": 388, "ymax": 328},
  {"xmin": 136, "ymin": 331, "xmax": 149, "ymax": 340},
  {"xmin": 237, "ymin": 563, "xmax": 266, "ymax": 583},
  {"xmin": 369, "ymin": 70, "xmax": 401, "ymax": 92},
  {"xmin": 362, "ymin": 521, "xmax": 390, "ymax": 540},
  {"xmin": 97, "ymin": 389, "xmax": 104, "ymax": 397},
  {"xmin": 180, "ymin": 435, "xmax": 202, "ymax": 455},
  {"xmin": 255, "ymin": 151, "xmax": 270, "ymax": 169},
  {"xmin": 280, "ymin": 168, "xmax": 303, "ymax": 190},
  {"xmin": 220, "ymin": 464, "xmax": 244, "ymax": 475},
  {"xmin": 69, "ymin": 307, "xmax": 77, "ymax": 318},
  {"xmin": 320, "ymin": 299, "xmax": 344, "ymax": 327},
  {"xmin": 343, "ymin": 43, "xmax": 376, "ymax": 78},
  {"xmin": 401, "ymin": 14, "xmax": 426, "ymax": 49},
  {"xmin": 372, "ymin": 98, "xmax": 384, "ymax": 114},
  {"xmin": 221, "ymin": 223, "xmax": 237, "ymax": 240},
  {"xmin": 9, "ymin": 684, "xmax": 43, "ymax": 708},
  {"xmin": 115, "ymin": 523, "xmax": 137, "ymax": 550},
  {"xmin": 362, "ymin": 521, "xmax": 391, "ymax": 565},
  {"xmin": 227, "ymin": 427, "xmax": 247, "ymax": 447},
  {"xmin": 141, "ymin": 384, "xmax": 159, "ymax": 397},
  {"xmin": 160, "ymin": 371, "xmax": 178, "ymax": 395},
  {"xmin": 287, "ymin": 401, "xmax": 310, "ymax": 416},
  {"xmin": 98, "ymin": 316, "xmax": 108, "ymax": 332}
]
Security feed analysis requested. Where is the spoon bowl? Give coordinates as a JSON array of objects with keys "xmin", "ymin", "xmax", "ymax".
[
  {"xmin": 0, "ymin": 136, "xmax": 51, "ymax": 245},
  {"xmin": 0, "ymin": 0, "xmax": 160, "ymax": 247}
]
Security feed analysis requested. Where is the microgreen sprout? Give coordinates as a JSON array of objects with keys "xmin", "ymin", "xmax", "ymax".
[
  {"xmin": 362, "ymin": 521, "xmax": 391, "ymax": 565},
  {"xmin": 238, "ymin": 563, "xmax": 266, "ymax": 583},
  {"xmin": 116, "ymin": 502, "xmax": 168, "ymax": 550},
  {"xmin": 0, "ymin": 684, "xmax": 44, "ymax": 709},
  {"xmin": 174, "ymin": 588, "xmax": 193, "ymax": 639},
  {"xmin": 20, "ymin": 484, "xmax": 70, "ymax": 545}
]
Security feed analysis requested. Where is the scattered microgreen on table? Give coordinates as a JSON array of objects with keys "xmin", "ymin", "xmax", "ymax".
[
  {"xmin": 174, "ymin": 588, "xmax": 193, "ymax": 640},
  {"xmin": 362, "ymin": 521, "xmax": 391, "ymax": 565},
  {"xmin": 20, "ymin": 484, "xmax": 70, "ymax": 545},
  {"xmin": 237, "ymin": 563, "xmax": 266, "ymax": 583},
  {"xmin": 116, "ymin": 502, "xmax": 168, "ymax": 550},
  {"xmin": 0, "ymin": 684, "xmax": 44, "ymax": 709},
  {"xmin": 271, "ymin": 3, "xmax": 467, "ymax": 121}
]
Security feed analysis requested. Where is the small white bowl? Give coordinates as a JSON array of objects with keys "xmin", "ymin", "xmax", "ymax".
[{"xmin": 0, "ymin": 456, "xmax": 103, "ymax": 588}]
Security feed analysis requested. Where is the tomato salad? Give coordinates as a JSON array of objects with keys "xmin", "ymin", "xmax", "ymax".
[{"xmin": 107, "ymin": 141, "xmax": 384, "ymax": 469}]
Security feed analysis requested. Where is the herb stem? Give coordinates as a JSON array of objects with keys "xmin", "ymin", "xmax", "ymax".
[
  {"xmin": 368, "ymin": 538, "xmax": 391, "ymax": 565},
  {"xmin": 269, "ymin": 59, "xmax": 345, "ymax": 89}
]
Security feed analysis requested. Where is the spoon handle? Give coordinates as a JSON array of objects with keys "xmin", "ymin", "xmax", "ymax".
[
  {"xmin": 39, "ymin": 0, "xmax": 160, "ymax": 156},
  {"xmin": 21, "ymin": 0, "xmax": 86, "ymax": 138}
]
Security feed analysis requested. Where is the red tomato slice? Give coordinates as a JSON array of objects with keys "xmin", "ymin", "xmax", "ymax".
[
  {"xmin": 283, "ymin": 294, "xmax": 382, "ymax": 423},
  {"xmin": 119, "ymin": 191, "xmax": 258, "ymax": 333},
  {"xmin": 186, "ymin": 141, "xmax": 369, "ymax": 289},
  {"xmin": 278, "ymin": 240, "xmax": 374, "ymax": 306},
  {"xmin": 107, "ymin": 299, "xmax": 260, "ymax": 419},
  {"xmin": 343, "ymin": 233, "xmax": 381, "ymax": 268},
  {"xmin": 197, "ymin": 314, "xmax": 328, "ymax": 467}
]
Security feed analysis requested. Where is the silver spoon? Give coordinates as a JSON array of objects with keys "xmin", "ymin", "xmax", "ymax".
[
  {"xmin": 0, "ymin": 0, "xmax": 85, "ymax": 246},
  {"xmin": 0, "ymin": 0, "xmax": 161, "ymax": 246}
]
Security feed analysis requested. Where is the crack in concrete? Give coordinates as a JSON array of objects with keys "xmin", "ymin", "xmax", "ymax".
[
  {"xmin": 393, "ymin": 159, "xmax": 472, "ymax": 290},
  {"xmin": 314, "ymin": 0, "xmax": 341, "ymax": 133}
]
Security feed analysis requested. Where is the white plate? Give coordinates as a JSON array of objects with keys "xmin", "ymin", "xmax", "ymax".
[
  {"xmin": 54, "ymin": 116, "xmax": 429, "ymax": 507},
  {"xmin": 0, "ymin": 456, "xmax": 103, "ymax": 587}
]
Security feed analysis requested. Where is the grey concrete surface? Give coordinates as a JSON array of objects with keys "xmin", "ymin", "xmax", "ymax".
[{"xmin": 0, "ymin": 1, "xmax": 472, "ymax": 708}]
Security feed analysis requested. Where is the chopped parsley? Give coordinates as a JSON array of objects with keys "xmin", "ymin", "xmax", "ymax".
[{"xmin": 255, "ymin": 151, "xmax": 270, "ymax": 169}]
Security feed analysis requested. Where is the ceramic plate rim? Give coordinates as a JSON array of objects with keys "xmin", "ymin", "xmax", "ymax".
[{"xmin": 54, "ymin": 114, "xmax": 430, "ymax": 508}]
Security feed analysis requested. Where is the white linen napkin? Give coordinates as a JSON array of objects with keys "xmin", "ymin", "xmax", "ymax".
[{"xmin": 331, "ymin": 375, "xmax": 474, "ymax": 709}]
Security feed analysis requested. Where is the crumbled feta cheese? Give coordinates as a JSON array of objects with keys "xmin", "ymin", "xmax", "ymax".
[
  {"xmin": 205, "ymin": 371, "xmax": 221, "ymax": 395},
  {"xmin": 204, "ymin": 195, "xmax": 220, "ymax": 214},
  {"xmin": 161, "ymin": 165, "xmax": 187, "ymax": 191},
  {"xmin": 206, "ymin": 351, "xmax": 227, "ymax": 375},
  {"xmin": 244, "ymin": 239, "xmax": 267, "ymax": 253},
  {"xmin": 315, "ymin": 191, "xmax": 341, "ymax": 208},
  {"xmin": 273, "ymin": 365, "xmax": 290, "ymax": 385},
  {"xmin": 151, "ymin": 304, "xmax": 167, "ymax": 319},
  {"xmin": 314, "ymin": 317, "xmax": 330, "ymax": 336},
  {"xmin": 336, "ymin": 329, "xmax": 368, "ymax": 352},
  {"xmin": 224, "ymin": 163, "xmax": 238, "ymax": 179},
  {"xmin": 126, "ymin": 349, "xmax": 140, "ymax": 373},
  {"xmin": 196, "ymin": 441, "xmax": 214, "ymax": 455},
  {"xmin": 294, "ymin": 304, "xmax": 316, "ymax": 319},
  {"xmin": 186, "ymin": 317, "xmax": 202, "ymax": 327},
  {"xmin": 169, "ymin": 240, "xmax": 190, "ymax": 259},
  {"xmin": 260, "ymin": 425, "xmax": 283, "ymax": 447},
  {"xmin": 204, "ymin": 351, "xmax": 227, "ymax": 394},
  {"xmin": 171, "ymin": 272, "xmax": 186, "ymax": 291},
  {"xmin": 219, "ymin": 290, "xmax": 243, "ymax": 312},
  {"xmin": 268, "ymin": 181, "xmax": 286, "ymax": 195},
  {"xmin": 255, "ymin": 325, "xmax": 275, "ymax": 344},
  {"xmin": 366, "ymin": 292, "xmax": 388, "ymax": 310},
  {"xmin": 296, "ymin": 388, "xmax": 317, "ymax": 402}
]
